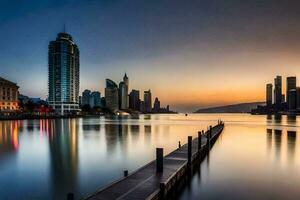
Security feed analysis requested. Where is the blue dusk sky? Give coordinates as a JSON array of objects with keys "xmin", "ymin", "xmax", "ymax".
[{"xmin": 1, "ymin": 0, "xmax": 300, "ymax": 112}]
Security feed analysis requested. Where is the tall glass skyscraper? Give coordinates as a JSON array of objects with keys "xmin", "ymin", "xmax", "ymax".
[
  {"xmin": 105, "ymin": 79, "xmax": 119, "ymax": 112},
  {"xmin": 119, "ymin": 73, "xmax": 129, "ymax": 110},
  {"xmin": 48, "ymin": 32, "xmax": 80, "ymax": 115}
]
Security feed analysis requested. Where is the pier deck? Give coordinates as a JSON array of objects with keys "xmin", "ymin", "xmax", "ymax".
[{"xmin": 85, "ymin": 123, "xmax": 224, "ymax": 200}]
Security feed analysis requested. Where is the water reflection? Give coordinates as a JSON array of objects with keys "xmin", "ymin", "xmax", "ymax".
[
  {"xmin": 48, "ymin": 119, "xmax": 79, "ymax": 199},
  {"xmin": 266, "ymin": 129, "xmax": 272, "ymax": 154},
  {"xmin": 274, "ymin": 129, "xmax": 282, "ymax": 161},
  {"xmin": 179, "ymin": 116, "xmax": 300, "ymax": 200},
  {"xmin": 287, "ymin": 131, "xmax": 296, "ymax": 164},
  {"xmin": 1, "ymin": 114, "xmax": 300, "ymax": 200},
  {"xmin": 0, "ymin": 121, "xmax": 19, "ymax": 158}
]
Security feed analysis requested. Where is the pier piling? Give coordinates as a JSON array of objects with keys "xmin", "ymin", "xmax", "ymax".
[
  {"xmin": 124, "ymin": 170, "xmax": 128, "ymax": 177},
  {"xmin": 198, "ymin": 131, "xmax": 201, "ymax": 151},
  {"xmin": 188, "ymin": 136, "xmax": 192, "ymax": 165},
  {"xmin": 156, "ymin": 148, "xmax": 164, "ymax": 173},
  {"xmin": 67, "ymin": 193, "xmax": 74, "ymax": 200}
]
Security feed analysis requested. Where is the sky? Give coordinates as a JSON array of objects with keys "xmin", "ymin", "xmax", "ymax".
[{"xmin": 1, "ymin": 0, "xmax": 300, "ymax": 112}]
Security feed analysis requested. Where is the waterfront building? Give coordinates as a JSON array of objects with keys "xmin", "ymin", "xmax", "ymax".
[
  {"xmin": 105, "ymin": 79, "xmax": 119, "ymax": 112},
  {"xmin": 129, "ymin": 90, "xmax": 140, "ymax": 110},
  {"xmin": 144, "ymin": 90, "xmax": 152, "ymax": 113},
  {"xmin": 286, "ymin": 76, "xmax": 296, "ymax": 104},
  {"xmin": 297, "ymin": 87, "xmax": 300, "ymax": 109},
  {"xmin": 0, "ymin": 77, "xmax": 19, "ymax": 112},
  {"xmin": 153, "ymin": 97, "xmax": 160, "ymax": 112},
  {"xmin": 288, "ymin": 89, "xmax": 297, "ymax": 111},
  {"xmin": 19, "ymin": 94, "xmax": 30, "ymax": 105},
  {"xmin": 79, "ymin": 96, "xmax": 82, "ymax": 107},
  {"xmin": 91, "ymin": 91, "xmax": 101, "ymax": 108},
  {"xmin": 48, "ymin": 32, "xmax": 80, "ymax": 115},
  {"xmin": 82, "ymin": 90, "xmax": 91, "ymax": 106},
  {"xmin": 119, "ymin": 74, "xmax": 129, "ymax": 110},
  {"xmin": 274, "ymin": 76, "xmax": 282, "ymax": 107},
  {"xmin": 140, "ymin": 101, "xmax": 145, "ymax": 112},
  {"xmin": 81, "ymin": 90, "xmax": 101, "ymax": 108},
  {"xmin": 266, "ymin": 83, "xmax": 272, "ymax": 107}
]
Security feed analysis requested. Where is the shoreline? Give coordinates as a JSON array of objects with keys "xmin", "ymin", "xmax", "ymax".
[{"xmin": 0, "ymin": 112, "xmax": 178, "ymax": 121}]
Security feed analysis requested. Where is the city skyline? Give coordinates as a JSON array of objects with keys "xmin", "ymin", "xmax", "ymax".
[{"xmin": 2, "ymin": 1, "xmax": 300, "ymax": 112}]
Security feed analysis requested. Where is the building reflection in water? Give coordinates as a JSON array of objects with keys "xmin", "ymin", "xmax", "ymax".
[
  {"xmin": 273, "ymin": 129, "xmax": 282, "ymax": 161},
  {"xmin": 144, "ymin": 125, "xmax": 151, "ymax": 145},
  {"xmin": 104, "ymin": 122, "xmax": 129, "ymax": 155},
  {"xmin": 82, "ymin": 118, "xmax": 101, "ymax": 131},
  {"xmin": 267, "ymin": 128, "xmax": 297, "ymax": 164},
  {"xmin": 130, "ymin": 124, "xmax": 140, "ymax": 142},
  {"xmin": 0, "ymin": 121, "xmax": 19, "ymax": 160},
  {"xmin": 266, "ymin": 129, "xmax": 272, "ymax": 154},
  {"xmin": 26, "ymin": 120, "xmax": 35, "ymax": 132},
  {"xmin": 287, "ymin": 131, "xmax": 296, "ymax": 164},
  {"xmin": 46, "ymin": 119, "xmax": 79, "ymax": 199}
]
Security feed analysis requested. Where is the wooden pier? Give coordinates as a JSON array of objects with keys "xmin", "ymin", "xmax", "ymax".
[{"xmin": 83, "ymin": 122, "xmax": 224, "ymax": 200}]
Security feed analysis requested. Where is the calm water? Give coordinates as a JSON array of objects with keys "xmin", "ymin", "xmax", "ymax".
[
  {"xmin": 179, "ymin": 114, "xmax": 300, "ymax": 200},
  {"xmin": 0, "ymin": 114, "xmax": 300, "ymax": 199}
]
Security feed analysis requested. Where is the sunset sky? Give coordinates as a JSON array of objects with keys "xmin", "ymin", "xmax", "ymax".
[{"xmin": 1, "ymin": 0, "xmax": 300, "ymax": 112}]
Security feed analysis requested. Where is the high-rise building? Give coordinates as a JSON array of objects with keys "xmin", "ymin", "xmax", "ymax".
[
  {"xmin": 144, "ymin": 90, "xmax": 152, "ymax": 113},
  {"xmin": 0, "ymin": 77, "xmax": 19, "ymax": 112},
  {"xmin": 266, "ymin": 83, "xmax": 272, "ymax": 107},
  {"xmin": 274, "ymin": 76, "xmax": 282, "ymax": 107},
  {"xmin": 81, "ymin": 90, "xmax": 101, "ymax": 108},
  {"xmin": 123, "ymin": 73, "xmax": 129, "ymax": 108},
  {"xmin": 129, "ymin": 89, "xmax": 140, "ymax": 110},
  {"xmin": 286, "ymin": 76, "xmax": 296, "ymax": 104},
  {"xmin": 79, "ymin": 96, "xmax": 82, "ymax": 107},
  {"xmin": 91, "ymin": 91, "xmax": 101, "ymax": 108},
  {"xmin": 288, "ymin": 89, "xmax": 297, "ymax": 111},
  {"xmin": 119, "ymin": 74, "xmax": 129, "ymax": 110},
  {"xmin": 140, "ymin": 101, "xmax": 145, "ymax": 112},
  {"xmin": 82, "ymin": 89, "xmax": 91, "ymax": 106},
  {"xmin": 48, "ymin": 32, "xmax": 80, "ymax": 115},
  {"xmin": 296, "ymin": 87, "xmax": 300, "ymax": 109},
  {"xmin": 105, "ymin": 79, "xmax": 119, "ymax": 112},
  {"xmin": 153, "ymin": 97, "xmax": 160, "ymax": 112}
]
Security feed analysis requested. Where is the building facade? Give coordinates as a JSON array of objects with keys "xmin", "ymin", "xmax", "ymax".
[
  {"xmin": 153, "ymin": 97, "xmax": 160, "ymax": 112},
  {"xmin": 274, "ymin": 76, "xmax": 282, "ymax": 107},
  {"xmin": 119, "ymin": 74, "xmax": 129, "ymax": 110},
  {"xmin": 266, "ymin": 83, "xmax": 272, "ymax": 107},
  {"xmin": 129, "ymin": 89, "xmax": 140, "ymax": 110},
  {"xmin": 105, "ymin": 79, "xmax": 119, "ymax": 112},
  {"xmin": 144, "ymin": 90, "xmax": 152, "ymax": 113},
  {"xmin": 288, "ymin": 89, "xmax": 297, "ymax": 111},
  {"xmin": 90, "ymin": 91, "xmax": 101, "ymax": 108},
  {"xmin": 82, "ymin": 89, "xmax": 91, "ymax": 106},
  {"xmin": 296, "ymin": 87, "xmax": 300, "ymax": 109},
  {"xmin": 48, "ymin": 32, "xmax": 80, "ymax": 115},
  {"xmin": 286, "ymin": 76, "xmax": 296, "ymax": 104},
  {"xmin": 0, "ymin": 77, "xmax": 19, "ymax": 112}
]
